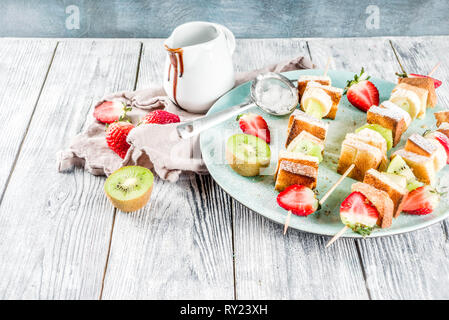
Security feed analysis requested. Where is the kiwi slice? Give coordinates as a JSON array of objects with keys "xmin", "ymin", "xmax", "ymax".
[
  {"xmin": 287, "ymin": 139, "xmax": 323, "ymax": 162},
  {"xmin": 356, "ymin": 124, "xmax": 393, "ymax": 150},
  {"xmin": 304, "ymin": 99, "xmax": 325, "ymax": 119},
  {"xmin": 387, "ymin": 155, "xmax": 423, "ymax": 191},
  {"xmin": 104, "ymin": 166, "xmax": 154, "ymax": 212},
  {"xmin": 226, "ymin": 134, "xmax": 271, "ymax": 177}
]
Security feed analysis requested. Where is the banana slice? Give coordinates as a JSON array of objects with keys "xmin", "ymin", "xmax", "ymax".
[
  {"xmin": 301, "ymin": 87, "xmax": 332, "ymax": 119},
  {"xmin": 389, "ymin": 88, "xmax": 421, "ymax": 120}
]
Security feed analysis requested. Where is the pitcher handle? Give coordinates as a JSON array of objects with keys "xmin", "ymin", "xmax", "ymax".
[{"xmin": 215, "ymin": 24, "xmax": 235, "ymax": 55}]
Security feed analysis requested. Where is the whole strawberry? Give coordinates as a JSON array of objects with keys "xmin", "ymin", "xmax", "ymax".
[
  {"xmin": 141, "ymin": 110, "xmax": 180, "ymax": 125},
  {"xmin": 106, "ymin": 121, "xmax": 134, "ymax": 159},
  {"xmin": 402, "ymin": 186, "xmax": 440, "ymax": 215},
  {"xmin": 344, "ymin": 67, "xmax": 379, "ymax": 112}
]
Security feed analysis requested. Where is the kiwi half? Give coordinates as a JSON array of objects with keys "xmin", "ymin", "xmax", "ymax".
[
  {"xmin": 226, "ymin": 134, "xmax": 271, "ymax": 176},
  {"xmin": 105, "ymin": 166, "xmax": 154, "ymax": 212}
]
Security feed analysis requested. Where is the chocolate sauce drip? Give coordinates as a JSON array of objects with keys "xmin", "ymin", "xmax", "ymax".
[{"xmin": 165, "ymin": 45, "xmax": 184, "ymax": 105}]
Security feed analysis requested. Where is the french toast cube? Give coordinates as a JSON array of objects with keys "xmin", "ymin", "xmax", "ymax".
[
  {"xmin": 351, "ymin": 182, "xmax": 394, "ymax": 228},
  {"xmin": 405, "ymin": 133, "xmax": 446, "ymax": 171},
  {"xmin": 367, "ymin": 106, "xmax": 408, "ymax": 147},
  {"xmin": 274, "ymin": 151, "xmax": 319, "ymax": 181},
  {"xmin": 346, "ymin": 131, "xmax": 388, "ymax": 171},
  {"xmin": 274, "ymin": 160, "xmax": 318, "ymax": 191},
  {"xmin": 398, "ymin": 76, "xmax": 436, "ymax": 108},
  {"xmin": 285, "ymin": 110, "xmax": 329, "ymax": 147},
  {"xmin": 392, "ymin": 149, "xmax": 436, "ymax": 185},
  {"xmin": 434, "ymin": 110, "xmax": 449, "ymax": 127},
  {"xmin": 380, "ymin": 100, "xmax": 412, "ymax": 127},
  {"xmin": 337, "ymin": 139, "xmax": 383, "ymax": 181},
  {"xmin": 297, "ymin": 75, "xmax": 331, "ymax": 98},
  {"xmin": 301, "ymin": 81, "xmax": 343, "ymax": 120},
  {"xmin": 405, "ymin": 133, "xmax": 437, "ymax": 157},
  {"xmin": 363, "ymin": 169, "xmax": 408, "ymax": 218},
  {"xmin": 367, "ymin": 106, "xmax": 407, "ymax": 147}
]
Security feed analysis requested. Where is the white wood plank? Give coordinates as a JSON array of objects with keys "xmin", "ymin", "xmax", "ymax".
[
  {"xmin": 231, "ymin": 39, "xmax": 369, "ymax": 299},
  {"xmin": 0, "ymin": 40, "xmax": 141, "ymax": 299},
  {"xmin": 308, "ymin": 36, "xmax": 449, "ymax": 299},
  {"xmin": 0, "ymin": 39, "xmax": 56, "ymax": 199},
  {"xmin": 101, "ymin": 39, "xmax": 235, "ymax": 299}
]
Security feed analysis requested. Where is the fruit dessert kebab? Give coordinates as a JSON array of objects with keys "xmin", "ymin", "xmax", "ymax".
[{"xmin": 276, "ymin": 67, "xmax": 347, "ymax": 233}]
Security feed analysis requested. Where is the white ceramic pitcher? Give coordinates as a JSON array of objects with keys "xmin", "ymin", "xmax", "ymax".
[{"xmin": 163, "ymin": 21, "xmax": 236, "ymax": 113}]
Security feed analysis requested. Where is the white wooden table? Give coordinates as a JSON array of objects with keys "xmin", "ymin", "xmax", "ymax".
[{"xmin": 0, "ymin": 37, "xmax": 448, "ymax": 300}]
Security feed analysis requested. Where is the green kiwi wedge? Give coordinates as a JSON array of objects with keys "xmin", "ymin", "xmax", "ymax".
[
  {"xmin": 104, "ymin": 166, "xmax": 154, "ymax": 212},
  {"xmin": 387, "ymin": 155, "xmax": 423, "ymax": 191},
  {"xmin": 356, "ymin": 124, "xmax": 393, "ymax": 150},
  {"xmin": 287, "ymin": 139, "xmax": 323, "ymax": 162},
  {"xmin": 226, "ymin": 134, "xmax": 271, "ymax": 176}
]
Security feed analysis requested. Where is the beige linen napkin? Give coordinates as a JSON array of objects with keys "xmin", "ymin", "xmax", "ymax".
[{"xmin": 57, "ymin": 56, "xmax": 314, "ymax": 182}]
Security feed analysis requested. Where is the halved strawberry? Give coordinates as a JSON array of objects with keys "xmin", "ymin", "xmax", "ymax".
[
  {"xmin": 277, "ymin": 185, "xmax": 318, "ymax": 216},
  {"xmin": 237, "ymin": 113, "xmax": 270, "ymax": 143},
  {"xmin": 340, "ymin": 191, "xmax": 379, "ymax": 236},
  {"xmin": 344, "ymin": 68, "xmax": 379, "ymax": 112},
  {"xmin": 94, "ymin": 100, "xmax": 131, "ymax": 124},
  {"xmin": 402, "ymin": 186, "xmax": 440, "ymax": 215},
  {"xmin": 409, "ymin": 74, "xmax": 442, "ymax": 89},
  {"xmin": 425, "ymin": 131, "xmax": 449, "ymax": 164}
]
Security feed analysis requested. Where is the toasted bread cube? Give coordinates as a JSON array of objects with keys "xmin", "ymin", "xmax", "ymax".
[
  {"xmin": 367, "ymin": 106, "xmax": 407, "ymax": 147},
  {"xmin": 392, "ymin": 83, "xmax": 428, "ymax": 119},
  {"xmin": 297, "ymin": 75, "xmax": 331, "ymax": 98},
  {"xmin": 337, "ymin": 139, "xmax": 383, "ymax": 181},
  {"xmin": 274, "ymin": 151, "xmax": 319, "ymax": 181},
  {"xmin": 434, "ymin": 110, "xmax": 449, "ymax": 127},
  {"xmin": 351, "ymin": 182, "xmax": 394, "ymax": 228},
  {"xmin": 364, "ymin": 169, "xmax": 408, "ymax": 218},
  {"xmin": 405, "ymin": 133, "xmax": 446, "ymax": 171},
  {"xmin": 380, "ymin": 101, "xmax": 412, "ymax": 127},
  {"xmin": 398, "ymin": 76, "xmax": 436, "ymax": 108},
  {"xmin": 392, "ymin": 149, "xmax": 436, "ymax": 185},
  {"xmin": 300, "ymin": 81, "xmax": 343, "ymax": 120},
  {"xmin": 285, "ymin": 110, "xmax": 329, "ymax": 147},
  {"xmin": 346, "ymin": 131, "xmax": 388, "ymax": 171},
  {"xmin": 274, "ymin": 160, "xmax": 318, "ymax": 191}
]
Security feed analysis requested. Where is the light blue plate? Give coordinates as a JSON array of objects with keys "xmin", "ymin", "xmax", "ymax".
[{"xmin": 200, "ymin": 69, "xmax": 449, "ymax": 237}]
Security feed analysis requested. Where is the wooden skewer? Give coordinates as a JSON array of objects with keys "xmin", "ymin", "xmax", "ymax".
[
  {"xmin": 283, "ymin": 210, "xmax": 292, "ymax": 235},
  {"xmin": 326, "ymin": 225, "xmax": 349, "ymax": 248},
  {"xmin": 319, "ymin": 163, "xmax": 355, "ymax": 205},
  {"xmin": 427, "ymin": 62, "xmax": 441, "ymax": 77},
  {"xmin": 323, "ymin": 57, "xmax": 331, "ymax": 77}
]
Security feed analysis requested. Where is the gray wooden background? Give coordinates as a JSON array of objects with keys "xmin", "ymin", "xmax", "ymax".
[
  {"xmin": 1, "ymin": 0, "xmax": 449, "ymax": 38},
  {"xmin": 0, "ymin": 36, "xmax": 448, "ymax": 299}
]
